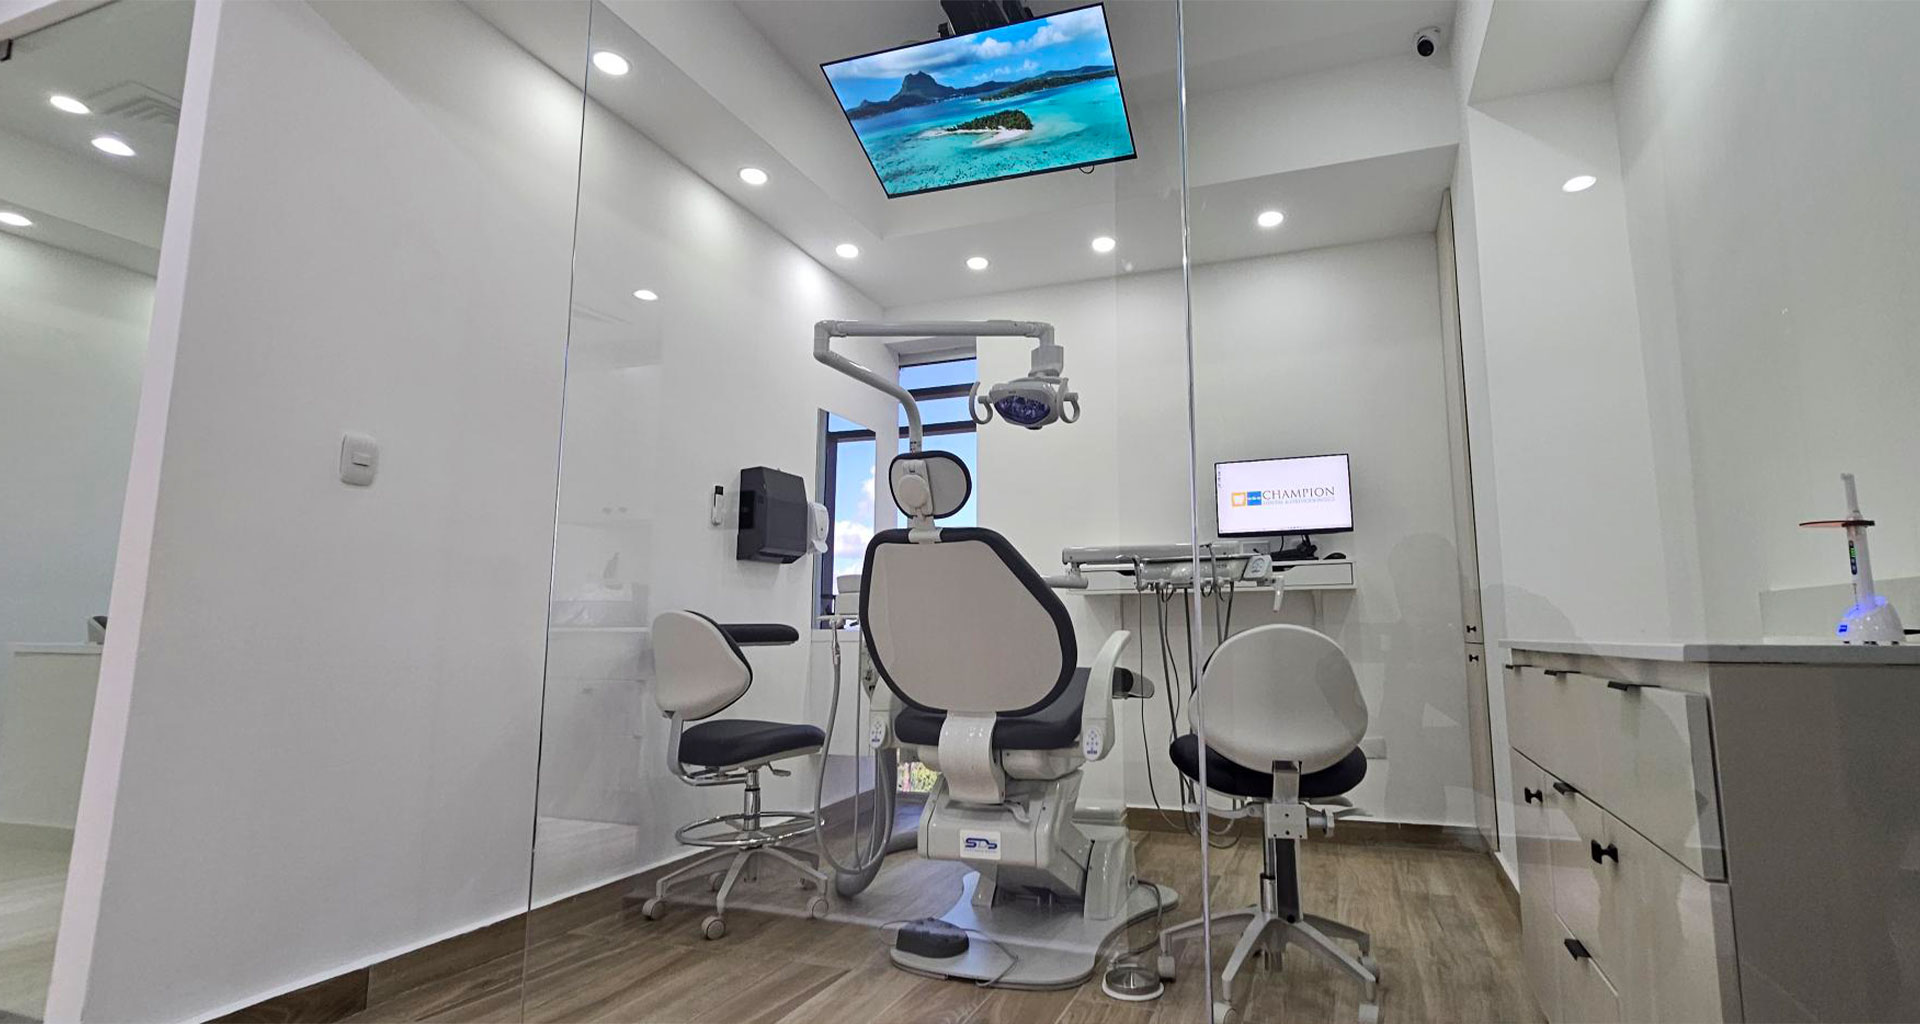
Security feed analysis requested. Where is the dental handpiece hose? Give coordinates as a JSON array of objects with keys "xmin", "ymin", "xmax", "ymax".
[{"xmin": 810, "ymin": 622, "xmax": 890, "ymax": 880}]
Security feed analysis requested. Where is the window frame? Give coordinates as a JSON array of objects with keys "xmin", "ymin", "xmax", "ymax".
[{"xmin": 816, "ymin": 358, "xmax": 978, "ymax": 620}]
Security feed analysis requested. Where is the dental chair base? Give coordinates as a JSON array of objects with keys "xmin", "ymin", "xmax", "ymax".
[{"xmin": 893, "ymin": 820, "xmax": 1179, "ymax": 988}]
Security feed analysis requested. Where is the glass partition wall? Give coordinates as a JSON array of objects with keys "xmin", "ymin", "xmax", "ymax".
[
  {"xmin": 0, "ymin": 4, "xmax": 190, "ymax": 1018},
  {"xmin": 517, "ymin": 1, "xmax": 1210, "ymax": 1019}
]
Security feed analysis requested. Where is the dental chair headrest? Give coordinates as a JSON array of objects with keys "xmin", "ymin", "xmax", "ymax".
[{"xmin": 890, "ymin": 451, "xmax": 972, "ymax": 521}]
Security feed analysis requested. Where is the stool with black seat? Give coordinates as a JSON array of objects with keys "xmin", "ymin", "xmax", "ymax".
[
  {"xmin": 638, "ymin": 611, "xmax": 831, "ymax": 940},
  {"xmin": 1157, "ymin": 624, "xmax": 1381, "ymax": 1024}
]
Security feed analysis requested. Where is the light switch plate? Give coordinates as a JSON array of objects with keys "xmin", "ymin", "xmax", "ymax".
[{"xmin": 340, "ymin": 432, "xmax": 379, "ymax": 486}]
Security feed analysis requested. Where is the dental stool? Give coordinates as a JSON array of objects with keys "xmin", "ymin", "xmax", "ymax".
[
  {"xmin": 862, "ymin": 450, "xmax": 1172, "ymax": 988},
  {"xmin": 1157, "ymin": 624, "xmax": 1380, "ymax": 1024},
  {"xmin": 638, "ymin": 610, "xmax": 831, "ymax": 940}
]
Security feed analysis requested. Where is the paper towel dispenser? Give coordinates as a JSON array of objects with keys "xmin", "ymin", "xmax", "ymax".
[{"xmin": 737, "ymin": 466, "xmax": 809, "ymax": 564}]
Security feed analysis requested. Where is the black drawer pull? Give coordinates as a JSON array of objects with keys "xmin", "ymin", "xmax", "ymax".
[
  {"xmin": 1524, "ymin": 787, "xmax": 1543, "ymax": 805},
  {"xmin": 1606, "ymin": 680, "xmax": 1648, "ymax": 693},
  {"xmin": 1468, "ymin": 653, "xmax": 1481, "ymax": 663},
  {"xmin": 1551, "ymin": 780, "xmax": 1578, "ymax": 796},
  {"xmin": 1564, "ymin": 938, "xmax": 1591, "ymax": 961},
  {"xmin": 1591, "ymin": 840, "xmax": 1619, "ymax": 864}
]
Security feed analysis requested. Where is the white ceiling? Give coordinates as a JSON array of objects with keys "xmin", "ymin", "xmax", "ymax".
[
  {"xmin": 0, "ymin": 0, "xmax": 189, "ymax": 272},
  {"xmin": 1469, "ymin": 0, "xmax": 1648, "ymax": 103}
]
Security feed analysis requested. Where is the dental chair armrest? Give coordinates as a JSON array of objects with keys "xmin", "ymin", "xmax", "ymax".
[
  {"xmin": 716, "ymin": 623, "xmax": 800, "ymax": 646},
  {"xmin": 1080, "ymin": 630, "xmax": 1133, "ymax": 762}
]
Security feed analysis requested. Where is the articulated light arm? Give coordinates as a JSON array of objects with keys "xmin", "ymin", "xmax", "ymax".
[{"xmin": 813, "ymin": 319, "xmax": 1058, "ymax": 453}]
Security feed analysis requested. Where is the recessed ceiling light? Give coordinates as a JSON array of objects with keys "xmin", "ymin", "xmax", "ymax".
[
  {"xmin": 1256, "ymin": 209, "xmax": 1285, "ymax": 228},
  {"xmin": 91, "ymin": 135, "xmax": 134, "ymax": 157},
  {"xmin": 49, "ymin": 94, "xmax": 90, "ymax": 115},
  {"xmin": 835, "ymin": 243, "xmax": 860, "ymax": 259},
  {"xmin": 738, "ymin": 167, "xmax": 769, "ymax": 186},
  {"xmin": 632, "ymin": 288, "xmax": 659, "ymax": 301},
  {"xmin": 591, "ymin": 51, "xmax": 630, "ymax": 76},
  {"xmin": 1090, "ymin": 235, "xmax": 1116, "ymax": 254},
  {"xmin": 1562, "ymin": 174, "xmax": 1597, "ymax": 193},
  {"xmin": 0, "ymin": 211, "xmax": 32, "ymax": 228},
  {"xmin": 966, "ymin": 256, "xmax": 990, "ymax": 271}
]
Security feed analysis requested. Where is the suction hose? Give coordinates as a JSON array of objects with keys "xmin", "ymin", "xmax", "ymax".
[{"xmin": 810, "ymin": 627, "xmax": 910, "ymax": 896}]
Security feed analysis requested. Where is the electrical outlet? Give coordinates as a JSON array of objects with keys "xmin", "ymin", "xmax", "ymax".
[{"xmin": 1359, "ymin": 734, "xmax": 1386, "ymax": 759}]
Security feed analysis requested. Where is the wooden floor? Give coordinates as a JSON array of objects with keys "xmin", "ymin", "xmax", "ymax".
[{"xmin": 345, "ymin": 832, "xmax": 1540, "ymax": 1024}]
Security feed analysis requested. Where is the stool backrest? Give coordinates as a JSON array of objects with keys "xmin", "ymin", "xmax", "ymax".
[
  {"xmin": 1199, "ymin": 624, "xmax": 1367, "ymax": 775},
  {"xmin": 651, "ymin": 610, "xmax": 751, "ymax": 720}
]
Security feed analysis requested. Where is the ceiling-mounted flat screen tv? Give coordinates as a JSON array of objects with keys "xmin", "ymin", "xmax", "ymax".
[{"xmin": 821, "ymin": 3, "xmax": 1137, "ymax": 199}]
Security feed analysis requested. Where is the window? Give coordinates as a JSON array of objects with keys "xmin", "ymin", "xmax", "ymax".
[{"xmin": 816, "ymin": 357, "xmax": 980, "ymax": 619}]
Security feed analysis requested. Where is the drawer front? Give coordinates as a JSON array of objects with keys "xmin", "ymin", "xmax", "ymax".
[
  {"xmin": 1554, "ymin": 916, "xmax": 1623, "ymax": 1024},
  {"xmin": 1508, "ymin": 667, "xmax": 1724, "ymax": 879},
  {"xmin": 1612, "ymin": 819, "xmax": 1740, "ymax": 1023},
  {"xmin": 1512, "ymin": 754, "xmax": 1560, "ymax": 1020},
  {"xmin": 1546, "ymin": 788, "xmax": 1629, "ymax": 980},
  {"xmin": 1507, "ymin": 666, "xmax": 1598, "ymax": 784}
]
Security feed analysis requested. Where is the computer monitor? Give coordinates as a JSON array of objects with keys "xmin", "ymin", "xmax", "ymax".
[{"xmin": 1215, "ymin": 454, "xmax": 1353, "ymax": 538}]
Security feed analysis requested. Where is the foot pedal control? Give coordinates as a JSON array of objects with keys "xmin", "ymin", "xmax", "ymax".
[{"xmin": 896, "ymin": 918, "xmax": 969, "ymax": 959}]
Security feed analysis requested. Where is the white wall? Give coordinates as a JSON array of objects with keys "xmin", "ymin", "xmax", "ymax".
[
  {"xmin": 529, "ymin": 81, "xmax": 891, "ymax": 899},
  {"xmin": 0, "ymin": 234, "xmax": 149, "ymax": 694},
  {"xmin": 1614, "ymin": 0, "xmax": 1920, "ymax": 639},
  {"xmin": 50, "ymin": 2, "xmax": 586, "ymax": 1019},
  {"xmin": 1456, "ymin": 83, "xmax": 1698, "ymax": 645},
  {"xmin": 889, "ymin": 235, "xmax": 1477, "ymax": 828}
]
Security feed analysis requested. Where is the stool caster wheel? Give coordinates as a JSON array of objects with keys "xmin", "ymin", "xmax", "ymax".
[
  {"xmin": 807, "ymin": 896, "xmax": 830, "ymax": 919},
  {"xmin": 1211, "ymin": 1000, "xmax": 1237, "ymax": 1024},
  {"xmin": 700, "ymin": 915, "xmax": 726, "ymax": 940},
  {"xmin": 640, "ymin": 898, "xmax": 665, "ymax": 921},
  {"xmin": 1358, "ymin": 1001, "xmax": 1380, "ymax": 1023},
  {"xmin": 707, "ymin": 872, "xmax": 725, "ymax": 892},
  {"xmin": 1156, "ymin": 954, "xmax": 1176, "ymax": 981}
]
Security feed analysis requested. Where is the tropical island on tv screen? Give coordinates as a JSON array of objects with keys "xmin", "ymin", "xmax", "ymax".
[{"xmin": 821, "ymin": 4, "xmax": 1136, "ymax": 198}]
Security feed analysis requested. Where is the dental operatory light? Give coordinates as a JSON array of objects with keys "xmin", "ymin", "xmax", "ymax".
[
  {"xmin": 1090, "ymin": 235, "xmax": 1116, "ymax": 254},
  {"xmin": 970, "ymin": 337, "xmax": 1080, "ymax": 430},
  {"xmin": 50, "ymin": 94, "xmax": 90, "ymax": 115},
  {"xmin": 590, "ymin": 50, "xmax": 630, "ymax": 76},
  {"xmin": 1562, "ymin": 174, "xmax": 1597, "ymax": 193},
  {"xmin": 632, "ymin": 288, "xmax": 659, "ymax": 301},
  {"xmin": 0, "ymin": 212, "xmax": 31, "ymax": 228},
  {"xmin": 965, "ymin": 256, "xmax": 990, "ymax": 271},
  {"xmin": 738, "ymin": 167, "xmax": 769, "ymax": 186},
  {"xmin": 835, "ymin": 243, "xmax": 860, "ymax": 259},
  {"xmin": 1257, "ymin": 209, "xmax": 1285, "ymax": 228},
  {"xmin": 91, "ymin": 135, "xmax": 134, "ymax": 157}
]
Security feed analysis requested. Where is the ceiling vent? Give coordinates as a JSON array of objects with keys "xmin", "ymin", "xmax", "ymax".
[{"xmin": 88, "ymin": 81, "xmax": 181, "ymax": 127}]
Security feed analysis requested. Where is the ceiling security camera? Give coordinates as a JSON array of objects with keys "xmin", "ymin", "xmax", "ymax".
[{"xmin": 1414, "ymin": 26, "xmax": 1444, "ymax": 58}]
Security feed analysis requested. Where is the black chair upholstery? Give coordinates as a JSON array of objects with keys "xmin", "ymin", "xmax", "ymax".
[
  {"xmin": 893, "ymin": 667, "xmax": 1137, "ymax": 751},
  {"xmin": 680, "ymin": 719, "xmax": 825, "ymax": 768},
  {"xmin": 1168, "ymin": 734, "xmax": 1367, "ymax": 801}
]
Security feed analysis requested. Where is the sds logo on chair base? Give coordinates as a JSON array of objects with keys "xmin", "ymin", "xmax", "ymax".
[{"xmin": 960, "ymin": 831, "xmax": 1003, "ymax": 860}]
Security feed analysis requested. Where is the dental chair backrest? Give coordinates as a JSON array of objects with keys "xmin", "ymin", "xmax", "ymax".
[
  {"xmin": 1200, "ymin": 624, "xmax": 1367, "ymax": 774},
  {"xmin": 861, "ymin": 450, "xmax": 1078, "ymax": 718}
]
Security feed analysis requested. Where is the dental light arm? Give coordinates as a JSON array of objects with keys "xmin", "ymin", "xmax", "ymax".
[{"xmin": 814, "ymin": 319, "xmax": 1070, "ymax": 451}]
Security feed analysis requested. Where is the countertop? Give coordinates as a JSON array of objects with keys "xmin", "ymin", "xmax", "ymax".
[
  {"xmin": 1503, "ymin": 638, "xmax": 1920, "ymax": 666},
  {"xmin": 8, "ymin": 643, "xmax": 104, "ymax": 656}
]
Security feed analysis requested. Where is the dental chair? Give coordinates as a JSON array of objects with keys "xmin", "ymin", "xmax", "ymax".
[
  {"xmin": 1157, "ymin": 624, "xmax": 1380, "ymax": 1023},
  {"xmin": 861, "ymin": 450, "xmax": 1173, "ymax": 988},
  {"xmin": 638, "ymin": 610, "xmax": 832, "ymax": 939}
]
